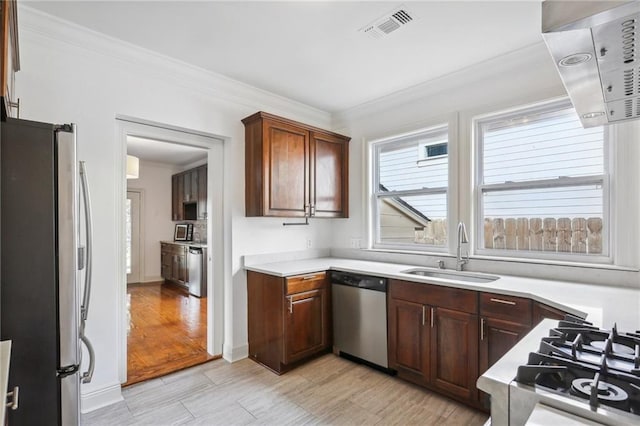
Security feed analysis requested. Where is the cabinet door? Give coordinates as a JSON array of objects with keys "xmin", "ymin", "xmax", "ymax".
[
  {"xmin": 479, "ymin": 317, "xmax": 530, "ymax": 375},
  {"xmin": 176, "ymin": 174, "xmax": 184, "ymax": 220},
  {"xmin": 264, "ymin": 120, "xmax": 309, "ymax": 217},
  {"xmin": 171, "ymin": 255, "xmax": 179, "ymax": 282},
  {"xmin": 388, "ymin": 298, "xmax": 430, "ymax": 379},
  {"xmin": 177, "ymin": 249, "xmax": 187, "ymax": 284},
  {"xmin": 171, "ymin": 175, "xmax": 179, "ymax": 221},
  {"xmin": 430, "ymin": 307, "xmax": 478, "ymax": 400},
  {"xmin": 283, "ymin": 288, "xmax": 326, "ymax": 364},
  {"xmin": 161, "ymin": 247, "xmax": 171, "ymax": 279},
  {"xmin": 183, "ymin": 172, "xmax": 191, "ymax": 202},
  {"xmin": 309, "ymin": 131, "xmax": 349, "ymax": 218},
  {"xmin": 532, "ymin": 302, "xmax": 566, "ymax": 326},
  {"xmin": 190, "ymin": 170, "xmax": 198, "ymax": 203},
  {"xmin": 197, "ymin": 166, "xmax": 207, "ymax": 219}
]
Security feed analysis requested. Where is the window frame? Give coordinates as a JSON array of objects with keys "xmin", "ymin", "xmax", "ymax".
[
  {"xmin": 371, "ymin": 123, "xmax": 451, "ymax": 252},
  {"xmin": 473, "ymin": 98, "xmax": 611, "ymax": 264}
]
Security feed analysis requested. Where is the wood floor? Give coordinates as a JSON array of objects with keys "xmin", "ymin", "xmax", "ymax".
[
  {"xmin": 126, "ymin": 282, "xmax": 217, "ymax": 386},
  {"xmin": 83, "ymin": 354, "xmax": 488, "ymax": 425}
]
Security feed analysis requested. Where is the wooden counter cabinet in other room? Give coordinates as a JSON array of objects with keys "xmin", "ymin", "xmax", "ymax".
[{"xmin": 247, "ymin": 270, "xmax": 331, "ymax": 374}]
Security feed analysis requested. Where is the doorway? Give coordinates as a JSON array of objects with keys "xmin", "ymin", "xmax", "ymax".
[
  {"xmin": 116, "ymin": 117, "xmax": 225, "ymax": 386},
  {"xmin": 126, "ymin": 190, "xmax": 142, "ymax": 284}
]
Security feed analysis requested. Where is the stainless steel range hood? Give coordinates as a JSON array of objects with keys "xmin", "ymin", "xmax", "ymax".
[{"xmin": 542, "ymin": 1, "xmax": 640, "ymax": 127}]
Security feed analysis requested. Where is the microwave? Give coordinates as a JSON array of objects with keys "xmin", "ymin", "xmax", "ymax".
[{"xmin": 174, "ymin": 223, "xmax": 193, "ymax": 241}]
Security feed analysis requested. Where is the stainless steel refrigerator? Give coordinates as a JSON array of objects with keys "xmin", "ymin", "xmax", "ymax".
[{"xmin": 0, "ymin": 117, "xmax": 95, "ymax": 425}]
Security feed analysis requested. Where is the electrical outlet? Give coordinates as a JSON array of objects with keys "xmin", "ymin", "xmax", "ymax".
[
  {"xmin": 306, "ymin": 238, "xmax": 312, "ymax": 248},
  {"xmin": 349, "ymin": 238, "xmax": 362, "ymax": 249}
]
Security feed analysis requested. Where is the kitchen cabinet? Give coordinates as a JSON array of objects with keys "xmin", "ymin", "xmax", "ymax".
[
  {"xmin": 171, "ymin": 165, "xmax": 207, "ymax": 221},
  {"xmin": 171, "ymin": 174, "xmax": 184, "ymax": 221},
  {"xmin": 388, "ymin": 279, "xmax": 478, "ymax": 404},
  {"xmin": 533, "ymin": 301, "xmax": 567, "ymax": 325},
  {"xmin": 478, "ymin": 292, "xmax": 532, "ymax": 406},
  {"xmin": 247, "ymin": 270, "xmax": 331, "ymax": 374},
  {"xmin": 1, "ymin": 0, "xmax": 19, "ymax": 119},
  {"xmin": 197, "ymin": 165, "xmax": 207, "ymax": 219},
  {"xmin": 160, "ymin": 242, "xmax": 187, "ymax": 287},
  {"xmin": 242, "ymin": 111, "xmax": 350, "ymax": 218}
]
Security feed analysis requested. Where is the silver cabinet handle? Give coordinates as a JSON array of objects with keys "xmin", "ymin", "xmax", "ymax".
[
  {"xmin": 6, "ymin": 386, "xmax": 19, "ymax": 410},
  {"xmin": 431, "ymin": 307, "xmax": 435, "ymax": 328},
  {"xmin": 490, "ymin": 298, "xmax": 516, "ymax": 306},
  {"xmin": 481, "ymin": 318, "xmax": 485, "ymax": 341},
  {"xmin": 304, "ymin": 204, "xmax": 310, "ymax": 217},
  {"xmin": 287, "ymin": 296, "xmax": 293, "ymax": 314},
  {"xmin": 310, "ymin": 204, "xmax": 316, "ymax": 216},
  {"xmin": 80, "ymin": 330, "xmax": 95, "ymax": 384},
  {"xmin": 422, "ymin": 305, "xmax": 425, "ymax": 326},
  {"xmin": 302, "ymin": 275, "xmax": 317, "ymax": 280},
  {"xmin": 79, "ymin": 161, "xmax": 93, "ymax": 322}
]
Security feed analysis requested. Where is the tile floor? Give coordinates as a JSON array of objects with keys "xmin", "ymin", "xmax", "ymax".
[{"xmin": 82, "ymin": 354, "xmax": 488, "ymax": 425}]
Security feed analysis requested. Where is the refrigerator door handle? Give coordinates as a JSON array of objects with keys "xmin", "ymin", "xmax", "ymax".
[
  {"xmin": 79, "ymin": 161, "xmax": 93, "ymax": 322},
  {"xmin": 80, "ymin": 331, "xmax": 95, "ymax": 384}
]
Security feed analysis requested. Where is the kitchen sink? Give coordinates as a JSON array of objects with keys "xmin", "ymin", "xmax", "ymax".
[{"xmin": 400, "ymin": 268, "xmax": 499, "ymax": 283}]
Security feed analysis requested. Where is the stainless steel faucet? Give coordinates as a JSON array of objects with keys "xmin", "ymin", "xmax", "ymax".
[{"xmin": 456, "ymin": 222, "xmax": 469, "ymax": 271}]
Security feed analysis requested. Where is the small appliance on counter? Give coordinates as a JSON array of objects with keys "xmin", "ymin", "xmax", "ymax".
[{"xmin": 174, "ymin": 223, "xmax": 193, "ymax": 241}]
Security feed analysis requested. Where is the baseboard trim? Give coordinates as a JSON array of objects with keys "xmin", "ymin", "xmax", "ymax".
[
  {"xmin": 81, "ymin": 383, "xmax": 123, "ymax": 413},
  {"xmin": 141, "ymin": 276, "xmax": 163, "ymax": 283},
  {"xmin": 222, "ymin": 343, "xmax": 248, "ymax": 363}
]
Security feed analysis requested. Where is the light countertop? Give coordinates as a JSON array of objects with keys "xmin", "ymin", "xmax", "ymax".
[{"xmin": 244, "ymin": 257, "xmax": 640, "ymax": 330}]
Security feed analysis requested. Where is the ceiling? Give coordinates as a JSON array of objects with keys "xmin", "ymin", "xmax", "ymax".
[
  {"xmin": 127, "ymin": 136, "xmax": 207, "ymax": 166},
  {"xmin": 24, "ymin": 1, "xmax": 544, "ymax": 112}
]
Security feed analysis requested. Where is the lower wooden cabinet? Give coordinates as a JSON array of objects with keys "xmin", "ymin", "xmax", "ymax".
[
  {"xmin": 388, "ymin": 279, "xmax": 479, "ymax": 405},
  {"xmin": 431, "ymin": 307, "xmax": 479, "ymax": 400},
  {"xmin": 160, "ymin": 242, "xmax": 187, "ymax": 286},
  {"xmin": 248, "ymin": 270, "xmax": 331, "ymax": 374},
  {"xmin": 388, "ymin": 298, "xmax": 429, "ymax": 377},
  {"xmin": 479, "ymin": 317, "xmax": 530, "ymax": 375},
  {"xmin": 284, "ymin": 288, "xmax": 327, "ymax": 364},
  {"xmin": 533, "ymin": 301, "xmax": 567, "ymax": 325}
]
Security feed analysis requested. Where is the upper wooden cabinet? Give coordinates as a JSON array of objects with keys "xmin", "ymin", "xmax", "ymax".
[
  {"xmin": 1, "ymin": 0, "xmax": 20, "ymax": 119},
  {"xmin": 171, "ymin": 165, "xmax": 207, "ymax": 221},
  {"xmin": 242, "ymin": 112, "xmax": 350, "ymax": 218}
]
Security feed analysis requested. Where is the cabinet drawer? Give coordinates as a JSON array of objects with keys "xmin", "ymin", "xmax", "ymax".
[
  {"xmin": 389, "ymin": 279, "xmax": 477, "ymax": 314},
  {"xmin": 286, "ymin": 272, "xmax": 326, "ymax": 295},
  {"xmin": 171, "ymin": 244, "xmax": 186, "ymax": 255},
  {"xmin": 480, "ymin": 292, "xmax": 532, "ymax": 326}
]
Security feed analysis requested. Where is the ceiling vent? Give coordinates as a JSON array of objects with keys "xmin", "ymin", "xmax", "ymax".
[{"xmin": 359, "ymin": 6, "xmax": 415, "ymax": 39}]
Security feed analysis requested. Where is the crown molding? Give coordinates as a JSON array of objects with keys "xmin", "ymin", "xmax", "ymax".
[{"xmin": 18, "ymin": 5, "xmax": 331, "ymax": 128}]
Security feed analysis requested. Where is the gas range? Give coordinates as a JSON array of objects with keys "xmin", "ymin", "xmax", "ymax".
[{"xmin": 509, "ymin": 317, "xmax": 640, "ymax": 425}]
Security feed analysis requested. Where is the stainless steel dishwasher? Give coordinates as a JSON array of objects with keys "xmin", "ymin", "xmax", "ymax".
[
  {"xmin": 331, "ymin": 271, "xmax": 388, "ymax": 369},
  {"xmin": 187, "ymin": 247, "xmax": 206, "ymax": 297}
]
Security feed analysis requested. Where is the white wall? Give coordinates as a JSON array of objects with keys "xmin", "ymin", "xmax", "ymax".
[
  {"xmin": 332, "ymin": 42, "xmax": 640, "ymax": 285},
  {"xmin": 17, "ymin": 6, "xmax": 337, "ymax": 410},
  {"xmin": 127, "ymin": 160, "xmax": 179, "ymax": 282}
]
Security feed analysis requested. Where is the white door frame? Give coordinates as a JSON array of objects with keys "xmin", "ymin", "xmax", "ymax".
[
  {"xmin": 126, "ymin": 189, "xmax": 144, "ymax": 284},
  {"xmin": 115, "ymin": 116, "xmax": 226, "ymax": 383}
]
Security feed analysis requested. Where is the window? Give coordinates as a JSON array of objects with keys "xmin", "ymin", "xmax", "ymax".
[
  {"xmin": 372, "ymin": 125, "xmax": 449, "ymax": 249},
  {"xmin": 475, "ymin": 99, "xmax": 608, "ymax": 260}
]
